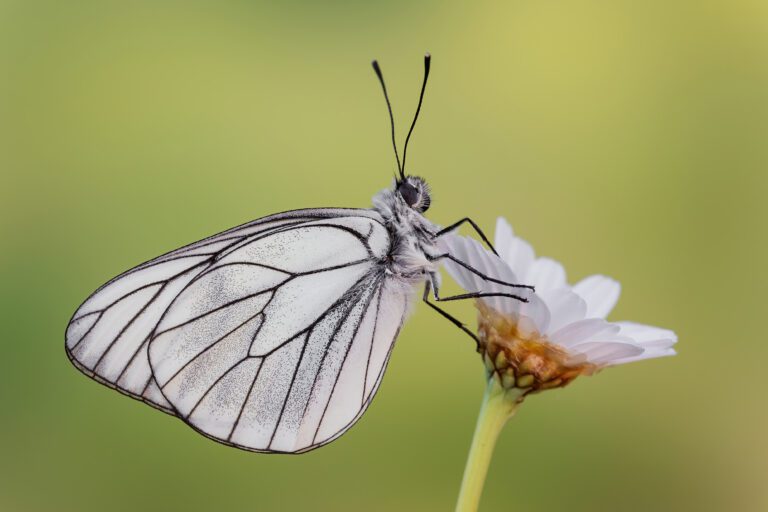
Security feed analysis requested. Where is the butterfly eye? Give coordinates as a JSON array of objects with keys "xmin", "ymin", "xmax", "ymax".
[{"xmin": 398, "ymin": 182, "xmax": 421, "ymax": 207}]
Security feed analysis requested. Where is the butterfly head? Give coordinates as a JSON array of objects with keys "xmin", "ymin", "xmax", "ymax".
[{"xmin": 397, "ymin": 175, "xmax": 431, "ymax": 213}]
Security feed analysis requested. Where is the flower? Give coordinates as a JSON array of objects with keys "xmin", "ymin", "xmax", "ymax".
[{"xmin": 439, "ymin": 217, "xmax": 677, "ymax": 394}]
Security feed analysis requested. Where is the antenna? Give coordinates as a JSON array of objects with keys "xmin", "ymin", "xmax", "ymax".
[
  {"xmin": 372, "ymin": 60, "xmax": 403, "ymax": 179},
  {"xmin": 400, "ymin": 53, "xmax": 431, "ymax": 176}
]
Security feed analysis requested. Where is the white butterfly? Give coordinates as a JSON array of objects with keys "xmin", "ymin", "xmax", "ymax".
[{"xmin": 65, "ymin": 54, "xmax": 532, "ymax": 453}]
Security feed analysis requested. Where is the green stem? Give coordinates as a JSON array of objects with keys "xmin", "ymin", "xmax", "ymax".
[{"xmin": 455, "ymin": 376, "xmax": 523, "ymax": 512}]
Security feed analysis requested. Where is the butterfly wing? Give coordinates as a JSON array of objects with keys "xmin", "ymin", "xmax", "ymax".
[
  {"xmin": 65, "ymin": 208, "xmax": 380, "ymax": 412},
  {"xmin": 66, "ymin": 208, "xmax": 410, "ymax": 453}
]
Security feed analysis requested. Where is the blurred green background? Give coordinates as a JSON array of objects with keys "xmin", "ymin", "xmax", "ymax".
[{"xmin": 2, "ymin": 0, "xmax": 766, "ymax": 511}]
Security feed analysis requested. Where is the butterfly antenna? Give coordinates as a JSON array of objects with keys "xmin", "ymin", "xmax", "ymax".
[
  {"xmin": 372, "ymin": 60, "xmax": 403, "ymax": 180},
  {"xmin": 401, "ymin": 53, "xmax": 431, "ymax": 176}
]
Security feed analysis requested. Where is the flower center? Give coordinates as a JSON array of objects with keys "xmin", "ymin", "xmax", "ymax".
[{"xmin": 476, "ymin": 302, "xmax": 598, "ymax": 393}]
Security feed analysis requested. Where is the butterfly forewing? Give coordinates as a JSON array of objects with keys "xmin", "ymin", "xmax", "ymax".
[{"xmin": 65, "ymin": 208, "xmax": 409, "ymax": 453}]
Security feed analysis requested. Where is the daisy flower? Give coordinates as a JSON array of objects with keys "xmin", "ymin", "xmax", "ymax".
[
  {"xmin": 440, "ymin": 217, "xmax": 677, "ymax": 393},
  {"xmin": 446, "ymin": 218, "xmax": 678, "ymax": 512}
]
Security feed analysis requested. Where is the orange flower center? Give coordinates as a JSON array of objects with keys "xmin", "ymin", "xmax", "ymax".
[{"xmin": 476, "ymin": 301, "xmax": 598, "ymax": 393}]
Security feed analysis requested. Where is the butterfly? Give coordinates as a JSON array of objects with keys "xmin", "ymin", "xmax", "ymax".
[{"xmin": 65, "ymin": 54, "xmax": 533, "ymax": 454}]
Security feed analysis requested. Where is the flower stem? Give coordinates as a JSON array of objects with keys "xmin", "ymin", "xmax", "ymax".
[{"xmin": 455, "ymin": 376, "xmax": 523, "ymax": 512}]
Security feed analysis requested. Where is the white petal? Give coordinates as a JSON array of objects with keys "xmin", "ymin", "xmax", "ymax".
[
  {"xmin": 467, "ymin": 238, "xmax": 500, "ymax": 281},
  {"xmin": 568, "ymin": 341, "xmax": 644, "ymax": 365},
  {"xmin": 468, "ymin": 239, "xmax": 528, "ymax": 316},
  {"xmin": 517, "ymin": 293, "xmax": 551, "ymax": 337},
  {"xmin": 465, "ymin": 238, "xmax": 505, "ymax": 312},
  {"xmin": 494, "ymin": 217, "xmax": 514, "ymax": 252},
  {"xmin": 569, "ymin": 320, "xmax": 677, "ymax": 366},
  {"xmin": 505, "ymin": 237, "xmax": 535, "ymax": 280},
  {"xmin": 441, "ymin": 236, "xmax": 483, "ymax": 290},
  {"xmin": 615, "ymin": 321, "xmax": 678, "ymax": 349},
  {"xmin": 549, "ymin": 318, "xmax": 619, "ymax": 348},
  {"xmin": 494, "ymin": 219, "xmax": 534, "ymax": 278},
  {"xmin": 437, "ymin": 235, "xmax": 477, "ymax": 292},
  {"xmin": 438, "ymin": 234, "xmax": 530, "ymax": 316},
  {"xmin": 573, "ymin": 275, "xmax": 621, "ymax": 319},
  {"xmin": 526, "ymin": 257, "xmax": 567, "ymax": 291},
  {"xmin": 537, "ymin": 288, "xmax": 587, "ymax": 335},
  {"xmin": 457, "ymin": 238, "xmax": 488, "ymax": 291},
  {"xmin": 608, "ymin": 347, "xmax": 677, "ymax": 366}
]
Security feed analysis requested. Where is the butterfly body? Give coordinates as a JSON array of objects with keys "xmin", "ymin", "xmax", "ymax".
[{"xmin": 372, "ymin": 177, "xmax": 439, "ymax": 284}]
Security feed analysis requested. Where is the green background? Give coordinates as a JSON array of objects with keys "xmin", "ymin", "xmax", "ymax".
[{"xmin": 2, "ymin": 1, "xmax": 766, "ymax": 511}]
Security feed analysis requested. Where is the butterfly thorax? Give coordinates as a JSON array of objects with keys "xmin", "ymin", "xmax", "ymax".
[{"xmin": 372, "ymin": 187, "xmax": 440, "ymax": 282}]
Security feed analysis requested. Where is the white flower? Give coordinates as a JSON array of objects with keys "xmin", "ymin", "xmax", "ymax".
[{"xmin": 439, "ymin": 217, "xmax": 677, "ymax": 391}]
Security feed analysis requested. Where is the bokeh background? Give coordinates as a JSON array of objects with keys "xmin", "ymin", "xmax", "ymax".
[{"xmin": 2, "ymin": 1, "xmax": 767, "ymax": 511}]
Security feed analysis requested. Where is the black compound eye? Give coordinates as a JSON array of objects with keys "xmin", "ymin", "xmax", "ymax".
[{"xmin": 398, "ymin": 182, "xmax": 420, "ymax": 207}]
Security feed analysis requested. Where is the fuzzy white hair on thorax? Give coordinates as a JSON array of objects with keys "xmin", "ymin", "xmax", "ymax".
[{"xmin": 372, "ymin": 184, "xmax": 441, "ymax": 284}]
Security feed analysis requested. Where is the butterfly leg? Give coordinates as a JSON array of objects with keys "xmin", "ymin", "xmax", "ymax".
[
  {"xmin": 423, "ymin": 274, "xmax": 530, "ymax": 348},
  {"xmin": 422, "ymin": 279, "xmax": 480, "ymax": 347},
  {"xmin": 433, "ymin": 218, "xmax": 498, "ymax": 255},
  {"xmin": 429, "ymin": 280, "xmax": 530, "ymax": 304},
  {"xmin": 427, "ymin": 253, "xmax": 535, "ymax": 291}
]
